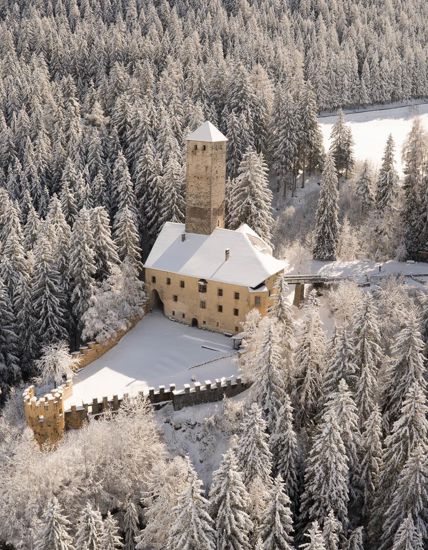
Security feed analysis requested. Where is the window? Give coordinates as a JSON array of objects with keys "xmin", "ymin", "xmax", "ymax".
[
  {"xmin": 235, "ymin": 326, "xmax": 239, "ymax": 332},
  {"xmin": 255, "ymin": 296, "xmax": 261, "ymax": 306},
  {"xmin": 234, "ymin": 292, "xmax": 240, "ymax": 300},
  {"xmin": 173, "ymin": 295, "xmax": 178, "ymax": 302},
  {"xmin": 200, "ymin": 301, "xmax": 206, "ymax": 309},
  {"xmin": 233, "ymin": 308, "xmax": 239, "ymax": 316},
  {"xmin": 202, "ymin": 145, "xmax": 206, "ymax": 151},
  {"xmin": 166, "ymin": 277, "xmax": 171, "ymax": 285},
  {"xmin": 172, "ymin": 311, "xmax": 175, "ymax": 316},
  {"xmin": 217, "ymin": 288, "xmax": 223, "ymax": 297},
  {"xmin": 218, "ymin": 305, "xmax": 223, "ymax": 313},
  {"xmin": 151, "ymin": 276, "xmax": 156, "ymax": 283},
  {"xmin": 198, "ymin": 279, "xmax": 207, "ymax": 293},
  {"xmin": 180, "ymin": 280, "xmax": 185, "ymax": 288},
  {"xmin": 182, "ymin": 313, "xmax": 185, "ymax": 319},
  {"xmin": 203, "ymin": 320, "xmax": 206, "ymax": 325},
  {"xmin": 194, "ymin": 144, "xmax": 197, "ymax": 150}
]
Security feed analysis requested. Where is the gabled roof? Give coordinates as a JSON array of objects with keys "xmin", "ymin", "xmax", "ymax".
[
  {"xmin": 186, "ymin": 121, "xmax": 228, "ymax": 142},
  {"xmin": 144, "ymin": 222, "xmax": 287, "ymax": 287}
]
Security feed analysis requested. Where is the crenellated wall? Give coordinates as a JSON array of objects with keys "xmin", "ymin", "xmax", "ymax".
[{"xmin": 24, "ymin": 376, "xmax": 250, "ymax": 446}]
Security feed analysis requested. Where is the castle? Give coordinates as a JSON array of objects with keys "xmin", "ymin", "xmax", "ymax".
[{"xmin": 144, "ymin": 121, "xmax": 286, "ymax": 334}]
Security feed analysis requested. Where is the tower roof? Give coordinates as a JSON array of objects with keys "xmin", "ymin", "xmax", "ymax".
[{"xmin": 186, "ymin": 121, "xmax": 228, "ymax": 142}]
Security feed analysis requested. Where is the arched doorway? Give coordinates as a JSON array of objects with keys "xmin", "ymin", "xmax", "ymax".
[
  {"xmin": 191, "ymin": 317, "xmax": 198, "ymax": 327},
  {"xmin": 151, "ymin": 289, "xmax": 163, "ymax": 311}
]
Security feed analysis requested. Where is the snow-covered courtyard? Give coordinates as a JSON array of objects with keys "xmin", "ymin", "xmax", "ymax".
[
  {"xmin": 319, "ymin": 102, "xmax": 428, "ymax": 174},
  {"xmin": 64, "ymin": 311, "xmax": 238, "ymax": 410}
]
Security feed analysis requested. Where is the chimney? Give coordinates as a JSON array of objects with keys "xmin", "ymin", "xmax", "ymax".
[
  {"xmin": 181, "ymin": 233, "xmax": 186, "ymax": 242},
  {"xmin": 225, "ymin": 248, "xmax": 230, "ymax": 261}
]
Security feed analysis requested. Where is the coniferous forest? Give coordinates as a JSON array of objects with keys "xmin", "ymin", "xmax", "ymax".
[{"xmin": 0, "ymin": 0, "xmax": 428, "ymax": 549}]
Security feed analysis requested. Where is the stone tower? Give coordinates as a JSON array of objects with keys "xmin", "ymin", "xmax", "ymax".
[{"xmin": 185, "ymin": 121, "xmax": 228, "ymax": 235}]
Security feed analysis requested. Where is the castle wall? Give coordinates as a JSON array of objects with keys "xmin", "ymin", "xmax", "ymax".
[
  {"xmin": 185, "ymin": 140, "xmax": 226, "ymax": 235},
  {"xmin": 145, "ymin": 268, "xmax": 280, "ymax": 334}
]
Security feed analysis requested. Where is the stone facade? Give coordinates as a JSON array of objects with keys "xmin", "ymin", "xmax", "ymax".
[
  {"xmin": 185, "ymin": 139, "xmax": 226, "ymax": 235},
  {"xmin": 145, "ymin": 269, "xmax": 279, "ymax": 334}
]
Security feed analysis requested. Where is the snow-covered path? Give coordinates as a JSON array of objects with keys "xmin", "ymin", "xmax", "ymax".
[
  {"xmin": 319, "ymin": 102, "xmax": 428, "ymax": 174},
  {"xmin": 64, "ymin": 311, "xmax": 238, "ymax": 409}
]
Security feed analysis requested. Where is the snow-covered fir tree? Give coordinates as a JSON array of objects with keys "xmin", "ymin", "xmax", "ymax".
[
  {"xmin": 322, "ymin": 510, "xmax": 341, "ymax": 550},
  {"xmin": 376, "ymin": 135, "xmax": 399, "ymax": 214},
  {"xmin": 167, "ymin": 458, "xmax": 215, "ymax": 550},
  {"xmin": 360, "ymin": 406, "xmax": 383, "ymax": 517},
  {"xmin": 102, "ymin": 512, "xmax": 123, "ymax": 550},
  {"xmin": 391, "ymin": 514, "xmax": 424, "ymax": 550},
  {"xmin": 312, "ymin": 153, "xmax": 340, "ymax": 261},
  {"xmin": 123, "ymin": 497, "xmax": 139, "ymax": 550},
  {"xmin": 75, "ymin": 502, "xmax": 106, "ymax": 550},
  {"xmin": 227, "ymin": 149, "xmax": 274, "ymax": 243},
  {"xmin": 258, "ymin": 475, "xmax": 295, "ymax": 550},
  {"xmin": 347, "ymin": 527, "xmax": 364, "ymax": 550},
  {"xmin": 301, "ymin": 521, "xmax": 327, "ymax": 550},
  {"xmin": 236, "ymin": 403, "xmax": 273, "ymax": 488},
  {"xmin": 355, "ymin": 161, "xmax": 374, "ymax": 214},
  {"xmin": 293, "ymin": 294, "xmax": 326, "ymax": 426},
  {"xmin": 299, "ymin": 410, "xmax": 349, "ymax": 532},
  {"xmin": 329, "ymin": 110, "xmax": 354, "ymax": 178},
  {"xmin": 248, "ymin": 317, "xmax": 287, "ymax": 431},
  {"xmin": 352, "ymin": 294, "xmax": 383, "ymax": 425},
  {"xmin": 209, "ymin": 448, "xmax": 253, "ymax": 550},
  {"xmin": 322, "ymin": 326, "xmax": 357, "ymax": 399},
  {"xmin": 113, "ymin": 205, "xmax": 142, "ymax": 273},
  {"xmin": 270, "ymin": 396, "xmax": 299, "ymax": 501},
  {"xmin": 90, "ymin": 206, "xmax": 120, "ymax": 280},
  {"xmin": 35, "ymin": 497, "xmax": 75, "ymax": 550}
]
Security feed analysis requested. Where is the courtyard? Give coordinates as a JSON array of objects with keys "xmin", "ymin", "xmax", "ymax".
[{"xmin": 64, "ymin": 311, "xmax": 239, "ymax": 410}]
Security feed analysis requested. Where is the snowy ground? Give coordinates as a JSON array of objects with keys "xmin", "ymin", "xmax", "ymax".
[
  {"xmin": 64, "ymin": 311, "xmax": 238, "ymax": 409},
  {"xmin": 319, "ymin": 102, "xmax": 428, "ymax": 174}
]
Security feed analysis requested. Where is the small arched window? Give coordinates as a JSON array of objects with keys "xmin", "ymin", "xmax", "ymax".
[{"xmin": 198, "ymin": 279, "xmax": 207, "ymax": 293}]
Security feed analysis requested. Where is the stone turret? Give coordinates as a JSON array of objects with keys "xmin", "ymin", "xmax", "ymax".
[{"xmin": 185, "ymin": 121, "xmax": 228, "ymax": 235}]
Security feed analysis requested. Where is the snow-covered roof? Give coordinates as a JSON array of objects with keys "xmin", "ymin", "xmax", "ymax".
[
  {"xmin": 186, "ymin": 121, "xmax": 228, "ymax": 142},
  {"xmin": 144, "ymin": 222, "xmax": 287, "ymax": 287}
]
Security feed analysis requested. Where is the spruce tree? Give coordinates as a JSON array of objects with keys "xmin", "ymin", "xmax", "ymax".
[
  {"xmin": 167, "ymin": 458, "xmax": 215, "ymax": 550},
  {"xmin": 322, "ymin": 511, "xmax": 341, "ymax": 550},
  {"xmin": 381, "ymin": 446, "xmax": 428, "ymax": 550},
  {"xmin": 68, "ymin": 209, "xmax": 96, "ymax": 337},
  {"xmin": 299, "ymin": 411, "xmax": 349, "ymax": 531},
  {"xmin": 376, "ymin": 135, "xmax": 398, "ymax": 214},
  {"xmin": 15, "ymin": 273, "xmax": 37, "ymax": 377},
  {"xmin": 75, "ymin": 502, "xmax": 105, "ymax": 550},
  {"xmin": 258, "ymin": 475, "xmax": 295, "ymax": 550},
  {"xmin": 112, "ymin": 150, "xmax": 137, "ymax": 218},
  {"xmin": 322, "ymin": 327, "xmax": 357, "ymax": 399},
  {"xmin": 249, "ymin": 317, "xmax": 287, "ymax": 431},
  {"xmin": 352, "ymin": 294, "xmax": 383, "ymax": 425},
  {"xmin": 270, "ymin": 396, "xmax": 299, "ymax": 501},
  {"xmin": 402, "ymin": 119, "xmax": 427, "ymax": 257},
  {"xmin": 391, "ymin": 514, "xmax": 424, "ymax": 550},
  {"xmin": 90, "ymin": 206, "xmax": 120, "ymax": 280},
  {"xmin": 113, "ymin": 205, "xmax": 142, "ymax": 272},
  {"xmin": 293, "ymin": 297, "xmax": 326, "ymax": 425},
  {"xmin": 31, "ymin": 237, "xmax": 68, "ymax": 351},
  {"xmin": 160, "ymin": 152, "xmax": 185, "ymax": 225},
  {"xmin": 301, "ymin": 521, "xmax": 327, "ymax": 550},
  {"xmin": 35, "ymin": 497, "xmax": 75, "ymax": 550},
  {"xmin": 123, "ymin": 497, "xmax": 139, "ymax": 550},
  {"xmin": 209, "ymin": 448, "xmax": 253, "ymax": 550},
  {"xmin": 382, "ymin": 309, "xmax": 426, "ymax": 426},
  {"xmin": 227, "ymin": 149, "xmax": 274, "ymax": 243},
  {"xmin": 329, "ymin": 110, "xmax": 354, "ymax": 178},
  {"xmin": 102, "ymin": 512, "xmax": 123, "ymax": 550},
  {"xmin": 347, "ymin": 527, "xmax": 364, "ymax": 550},
  {"xmin": 236, "ymin": 403, "xmax": 273, "ymax": 488},
  {"xmin": 355, "ymin": 161, "xmax": 374, "ymax": 214},
  {"xmin": 312, "ymin": 153, "xmax": 340, "ymax": 261},
  {"xmin": 360, "ymin": 406, "xmax": 383, "ymax": 517}
]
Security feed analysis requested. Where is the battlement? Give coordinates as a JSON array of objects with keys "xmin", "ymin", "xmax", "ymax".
[
  {"xmin": 23, "ymin": 379, "xmax": 73, "ymax": 446},
  {"xmin": 24, "ymin": 375, "xmax": 250, "ymax": 447}
]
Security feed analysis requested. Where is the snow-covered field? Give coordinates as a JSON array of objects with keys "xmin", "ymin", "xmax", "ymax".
[
  {"xmin": 319, "ymin": 102, "xmax": 428, "ymax": 174},
  {"xmin": 64, "ymin": 311, "xmax": 238, "ymax": 409}
]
